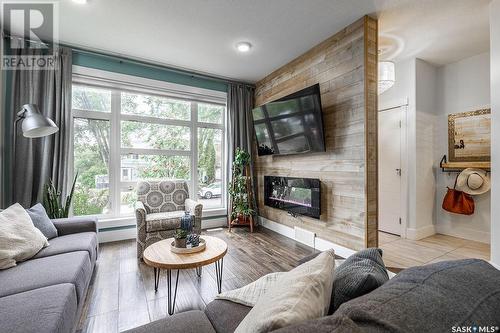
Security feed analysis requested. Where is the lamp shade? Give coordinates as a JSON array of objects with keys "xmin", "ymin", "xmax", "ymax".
[
  {"xmin": 20, "ymin": 104, "xmax": 59, "ymax": 138},
  {"xmin": 378, "ymin": 61, "xmax": 395, "ymax": 94}
]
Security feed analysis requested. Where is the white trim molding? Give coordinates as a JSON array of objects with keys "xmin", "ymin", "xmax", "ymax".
[
  {"xmin": 405, "ymin": 224, "xmax": 436, "ymax": 240},
  {"xmin": 436, "ymin": 224, "xmax": 490, "ymax": 244},
  {"xmin": 258, "ymin": 216, "xmax": 356, "ymax": 258}
]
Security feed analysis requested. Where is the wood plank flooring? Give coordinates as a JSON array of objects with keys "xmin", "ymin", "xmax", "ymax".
[
  {"xmin": 78, "ymin": 227, "xmax": 491, "ymax": 333},
  {"xmin": 379, "ymin": 231, "xmax": 490, "ymax": 269},
  {"xmin": 77, "ymin": 227, "xmax": 317, "ymax": 333}
]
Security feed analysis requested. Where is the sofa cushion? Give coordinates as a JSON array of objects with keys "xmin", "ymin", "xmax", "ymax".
[
  {"xmin": 0, "ymin": 251, "xmax": 92, "ymax": 303},
  {"xmin": 122, "ymin": 310, "xmax": 216, "ymax": 333},
  {"xmin": 235, "ymin": 250, "xmax": 336, "ymax": 333},
  {"xmin": 0, "ymin": 203, "xmax": 49, "ymax": 269},
  {"xmin": 52, "ymin": 217, "xmax": 97, "ymax": 236},
  {"xmin": 33, "ymin": 232, "xmax": 98, "ymax": 263},
  {"xmin": 26, "ymin": 203, "xmax": 58, "ymax": 239},
  {"xmin": 331, "ymin": 248, "xmax": 388, "ymax": 313},
  {"xmin": 0, "ymin": 283, "xmax": 77, "ymax": 333},
  {"xmin": 146, "ymin": 211, "xmax": 184, "ymax": 232},
  {"xmin": 205, "ymin": 299, "xmax": 252, "ymax": 333},
  {"xmin": 273, "ymin": 259, "xmax": 500, "ymax": 333}
]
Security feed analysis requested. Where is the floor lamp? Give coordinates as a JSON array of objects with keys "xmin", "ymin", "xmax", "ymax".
[
  {"xmin": 13, "ymin": 103, "xmax": 59, "ymax": 176},
  {"xmin": 15, "ymin": 104, "xmax": 59, "ymax": 138}
]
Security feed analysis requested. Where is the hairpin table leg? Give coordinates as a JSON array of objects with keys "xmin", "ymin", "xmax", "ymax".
[
  {"xmin": 153, "ymin": 267, "xmax": 160, "ymax": 292},
  {"xmin": 166, "ymin": 269, "xmax": 180, "ymax": 315},
  {"xmin": 214, "ymin": 258, "xmax": 224, "ymax": 294}
]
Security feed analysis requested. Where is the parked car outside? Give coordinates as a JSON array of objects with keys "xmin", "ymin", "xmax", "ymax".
[{"xmin": 198, "ymin": 182, "xmax": 222, "ymax": 199}]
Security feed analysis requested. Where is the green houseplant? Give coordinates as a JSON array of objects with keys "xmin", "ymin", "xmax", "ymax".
[
  {"xmin": 43, "ymin": 174, "xmax": 78, "ymax": 219},
  {"xmin": 228, "ymin": 148, "xmax": 255, "ymax": 224},
  {"xmin": 174, "ymin": 229, "xmax": 188, "ymax": 248}
]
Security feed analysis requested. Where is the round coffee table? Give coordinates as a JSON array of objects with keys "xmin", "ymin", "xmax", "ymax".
[{"xmin": 143, "ymin": 235, "xmax": 227, "ymax": 315}]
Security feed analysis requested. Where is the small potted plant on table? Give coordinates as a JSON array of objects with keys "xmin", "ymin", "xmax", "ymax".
[{"xmin": 173, "ymin": 229, "xmax": 188, "ymax": 248}]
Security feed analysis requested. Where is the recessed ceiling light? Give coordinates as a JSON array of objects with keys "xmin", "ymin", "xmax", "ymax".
[
  {"xmin": 72, "ymin": 0, "xmax": 88, "ymax": 4},
  {"xmin": 236, "ymin": 42, "xmax": 252, "ymax": 53}
]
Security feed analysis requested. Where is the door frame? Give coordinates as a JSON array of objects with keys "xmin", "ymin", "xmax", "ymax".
[{"xmin": 378, "ymin": 98, "xmax": 409, "ymax": 238}]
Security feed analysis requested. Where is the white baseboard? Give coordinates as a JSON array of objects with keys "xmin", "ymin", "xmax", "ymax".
[
  {"xmin": 97, "ymin": 217, "xmax": 227, "ymax": 243},
  {"xmin": 489, "ymin": 261, "xmax": 500, "ymax": 270},
  {"xmin": 435, "ymin": 224, "xmax": 490, "ymax": 244},
  {"xmin": 202, "ymin": 216, "xmax": 227, "ymax": 229},
  {"xmin": 258, "ymin": 216, "xmax": 356, "ymax": 258},
  {"xmin": 406, "ymin": 224, "xmax": 436, "ymax": 240},
  {"xmin": 98, "ymin": 227, "xmax": 136, "ymax": 243}
]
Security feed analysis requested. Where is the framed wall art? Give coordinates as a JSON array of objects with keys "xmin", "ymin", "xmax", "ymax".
[{"xmin": 448, "ymin": 108, "xmax": 491, "ymax": 162}]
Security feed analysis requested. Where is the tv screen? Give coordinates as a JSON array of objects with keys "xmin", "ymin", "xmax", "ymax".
[{"xmin": 252, "ymin": 84, "xmax": 325, "ymax": 156}]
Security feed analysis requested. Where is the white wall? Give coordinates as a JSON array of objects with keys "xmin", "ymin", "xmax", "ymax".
[
  {"xmin": 490, "ymin": 0, "xmax": 500, "ymax": 266},
  {"xmin": 379, "ymin": 58, "xmax": 438, "ymax": 240},
  {"xmin": 434, "ymin": 52, "xmax": 491, "ymax": 243},
  {"xmin": 379, "ymin": 58, "xmax": 413, "ymax": 238},
  {"xmin": 379, "ymin": 55, "xmax": 491, "ymax": 242},
  {"xmin": 413, "ymin": 59, "xmax": 439, "ymax": 239}
]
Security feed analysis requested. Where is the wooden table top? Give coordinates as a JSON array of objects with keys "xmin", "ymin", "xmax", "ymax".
[{"xmin": 143, "ymin": 235, "xmax": 228, "ymax": 270}]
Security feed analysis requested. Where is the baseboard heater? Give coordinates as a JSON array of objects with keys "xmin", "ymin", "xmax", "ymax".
[{"xmin": 294, "ymin": 226, "xmax": 315, "ymax": 247}]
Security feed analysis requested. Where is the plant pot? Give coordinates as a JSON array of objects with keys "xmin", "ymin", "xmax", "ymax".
[
  {"xmin": 174, "ymin": 238, "xmax": 187, "ymax": 248},
  {"xmin": 237, "ymin": 214, "xmax": 250, "ymax": 224}
]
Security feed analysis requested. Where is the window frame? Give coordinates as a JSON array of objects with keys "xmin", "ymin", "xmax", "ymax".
[{"xmin": 71, "ymin": 66, "xmax": 228, "ymax": 222}]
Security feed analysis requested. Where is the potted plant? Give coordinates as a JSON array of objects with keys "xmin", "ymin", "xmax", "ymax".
[
  {"xmin": 173, "ymin": 229, "xmax": 188, "ymax": 248},
  {"xmin": 43, "ymin": 174, "xmax": 78, "ymax": 219},
  {"xmin": 228, "ymin": 148, "xmax": 255, "ymax": 224}
]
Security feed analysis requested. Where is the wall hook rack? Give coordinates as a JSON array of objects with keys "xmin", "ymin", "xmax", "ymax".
[{"xmin": 439, "ymin": 155, "xmax": 491, "ymax": 173}]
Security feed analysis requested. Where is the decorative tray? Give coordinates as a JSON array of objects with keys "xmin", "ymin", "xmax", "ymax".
[{"xmin": 170, "ymin": 238, "xmax": 206, "ymax": 254}]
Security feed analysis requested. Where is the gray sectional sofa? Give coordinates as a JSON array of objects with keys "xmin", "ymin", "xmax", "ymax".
[
  {"xmin": 0, "ymin": 217, "xmax": 98, "ymax": 333},
  {"xmin": 126, "ymin": 258, "xmax": 500, "ymax": 333}
]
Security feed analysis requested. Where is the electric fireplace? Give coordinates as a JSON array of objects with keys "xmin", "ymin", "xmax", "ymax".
[{"xmin": 264, "ymin": 176, "xmax": 321, "ymax": 219}]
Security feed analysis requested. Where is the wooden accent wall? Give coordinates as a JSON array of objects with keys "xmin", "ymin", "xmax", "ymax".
[{"xmin": 254, "ymin": 16, "xmax": 378, "ymax": 250}]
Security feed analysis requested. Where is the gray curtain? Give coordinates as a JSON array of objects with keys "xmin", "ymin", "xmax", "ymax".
[
  {"xmin": 226, "ymin": 83, "xmax": 257, "ymax": 214},
  {"xmin": 10, "ymin": 46, "xmax": 72, "ymax": 207}
]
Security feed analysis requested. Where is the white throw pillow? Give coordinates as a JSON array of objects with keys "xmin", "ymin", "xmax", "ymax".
[
  {"xmin": 235, "ymin": 250, "xmax": 336, "ymax": 333},
  {"xmin": 0, "ymin": 203, "xmax": 49, "ymax": 269}
]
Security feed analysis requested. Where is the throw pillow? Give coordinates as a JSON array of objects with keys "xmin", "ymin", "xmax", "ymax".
[
  {"xmin": 235, "ymin": 250, "xmax": 336, "ymax": 333},
  {"xmin": 26, "ymin": 203, "xmax": 58, "ymax": 239},
  {"xmin": 0, "ymin": 203, "xmax": 49, "ymax": 269},
  {"xmin": 330, "ymin": 248, "xmax": 389, "ymax": 314}
]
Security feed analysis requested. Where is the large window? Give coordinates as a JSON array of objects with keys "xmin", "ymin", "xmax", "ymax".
[{"xmin": 71, "ymin": 69, "xmax": 226, "ymax": 218}]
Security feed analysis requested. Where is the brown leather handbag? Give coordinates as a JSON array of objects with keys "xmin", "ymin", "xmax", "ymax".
[{"xmin": 442, "ymin": 175, "xmax": 475, "ymax": 215}]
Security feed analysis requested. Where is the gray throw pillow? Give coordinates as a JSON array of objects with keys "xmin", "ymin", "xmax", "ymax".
[
  {"xmin": 26, "ymin": 203, "xmax": 58, "ymax": 239},
  {"xmin": 331, "ymin": 248, "xmax": 388, "ymax": 314}
]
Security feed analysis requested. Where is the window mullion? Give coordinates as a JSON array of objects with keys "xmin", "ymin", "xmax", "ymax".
[
  {"xmin": 191, "ymin": 102, "xmax": 198, "ymax": 201},
  {"xmin": 110, "ymin": 91, "xmax": 121, "ymax": 217}
]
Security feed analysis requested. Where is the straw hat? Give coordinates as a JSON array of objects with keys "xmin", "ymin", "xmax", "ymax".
[{"xmin": 456, "ymin": 168, "xmax": 490, "ymax": 195}]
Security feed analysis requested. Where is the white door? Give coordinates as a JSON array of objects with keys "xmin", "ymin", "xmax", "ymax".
[{"xmin": 378, "ymin": 107, "xmax": 402, "ymax": 235}]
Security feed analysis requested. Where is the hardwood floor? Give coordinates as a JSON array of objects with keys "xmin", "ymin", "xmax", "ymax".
[
  {"xmin": 379, "ymin": 231, "xmax": 491, "ymax": 269},
  {"xmin": 78, "ymin": 227, "xmax": 491, "ymax": 332},
  {"xmin": 77, "ymin": 227, "xmax": 317, "ymax": 333}
]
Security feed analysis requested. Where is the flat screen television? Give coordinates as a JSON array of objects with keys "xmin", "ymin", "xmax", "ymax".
[{"xmin": 252, "ymin": 84, "xmax": 325, "ymax": 156}]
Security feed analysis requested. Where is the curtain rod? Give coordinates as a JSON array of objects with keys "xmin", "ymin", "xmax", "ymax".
[{"xmin": 2, "ymin": 34, "xmax": 255, "ymax": 87}]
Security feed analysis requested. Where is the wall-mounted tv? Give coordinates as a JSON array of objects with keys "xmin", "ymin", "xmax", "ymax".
[{"xmin": 252, "ymin": 84, "xmax": 325, "ymax": 156}]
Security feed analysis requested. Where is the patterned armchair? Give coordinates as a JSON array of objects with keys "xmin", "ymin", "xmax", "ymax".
[{"xmin": 134, "ymin": 180, "xmax": 203, "ymax": 259}]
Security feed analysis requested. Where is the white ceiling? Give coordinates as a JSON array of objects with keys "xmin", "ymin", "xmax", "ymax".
[{"xmin": 56, "ymin": 0, "xmax": 491, "ymax": 83}]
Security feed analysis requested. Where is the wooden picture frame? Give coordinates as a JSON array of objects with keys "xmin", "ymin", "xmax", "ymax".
[{"xmin": 448, "ymin": 108, "xmax": 491, "ymax": 162}]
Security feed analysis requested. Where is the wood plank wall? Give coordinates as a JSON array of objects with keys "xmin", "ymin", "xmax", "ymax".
[{"xmin": 254, "ymin": 16, "xmax": 378, "ymax": 250}]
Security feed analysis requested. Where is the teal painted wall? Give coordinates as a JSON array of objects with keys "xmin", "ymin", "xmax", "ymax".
[
  {"xmin": 72, "ymin": 50, "xmax": 228, "ymax": 93},
  {"xmin": 1, "ymin": 48, "xmax": 228, "ymax": 207}
]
